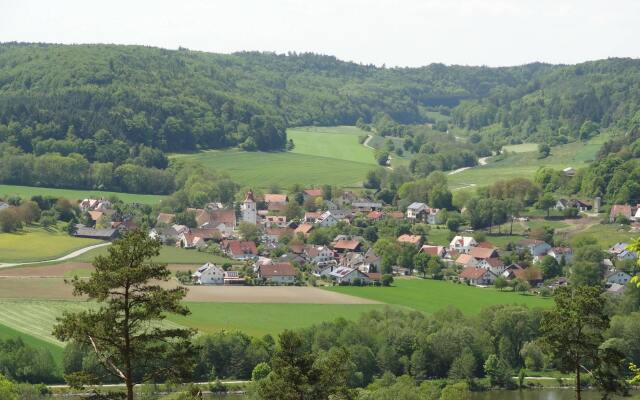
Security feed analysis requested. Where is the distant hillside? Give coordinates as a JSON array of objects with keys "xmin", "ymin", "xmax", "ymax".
[{"xmin": 0, "ymin": 42, "xmax": 639, "ymax": 156}]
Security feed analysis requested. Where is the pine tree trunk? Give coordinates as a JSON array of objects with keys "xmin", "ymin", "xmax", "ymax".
[{"xmin": 575, "ymin": 361, "xmax": 581, "ymax": 400}]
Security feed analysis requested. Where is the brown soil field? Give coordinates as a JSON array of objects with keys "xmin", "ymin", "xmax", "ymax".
[
  {"xmin": 0, "ymin": 262, "xmax": 198, "ymax": 277},
  {"xmin": 0, "ymin": 277, "xmax": 379, "ymax": 304}
]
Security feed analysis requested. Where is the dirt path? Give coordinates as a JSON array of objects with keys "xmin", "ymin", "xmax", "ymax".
[
  {"xmin": 448, "ymin": 155, "xmax": 490, "ymax": 176},
  {"xmin": 0, "ymin": 242, "xmax": 111, "ymax": 269}
]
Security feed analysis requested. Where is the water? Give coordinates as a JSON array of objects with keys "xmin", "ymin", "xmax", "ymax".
[{"xmin": 470, "ymin": 389, "xmax": 639, "ymax": 400}]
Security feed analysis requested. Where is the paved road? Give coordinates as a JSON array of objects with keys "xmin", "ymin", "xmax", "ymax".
[{"xmin": 0, "ymin": 242, "xmax": 110, "ymax": 269}]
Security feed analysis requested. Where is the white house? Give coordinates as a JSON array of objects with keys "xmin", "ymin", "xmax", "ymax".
[
  {"xmin": 177, "ymin": 232, "xmax": 207, "ymax": 249},
  {"xmin": 316, "ymin": 211, "xmax": 339, "ymax": 227},
  {"xmin": 258, "ymin": 262, "xmax": 298, "ymax": 284},
  {"xmin": 516, "ymin": 239, "xmax": 552, "ymax": 257},
  {"xmin": 605, "ymin": 270, "xmax": 632, "ymax": 285},
  {"xmin": 449, "ymin": 236, "xmax": 478, "ymax": 254},
  {"xmin": 304, "ymin": 245, "xmax": 334, "ymax": 265},
  {"xmin": 328, "ymin": 267, "xmax": 370, "ymax": 284},
  {"xmin": 477, "ymin": 257, "xmax": 506, "ymax": 275},
  {"xmin": 192, "ymin": 262, "xmax": 225, "ymax": 285},
  {"xmin": 406, "ymin": 202, "xmax": 428, "ymax": 220},
  {"xmin": 459, "ymin": 266, "xmax": 496, "ymax": 286},
  {"xmin": 547, "ymin": 247, "xmax": 573, "ymax": 264}
]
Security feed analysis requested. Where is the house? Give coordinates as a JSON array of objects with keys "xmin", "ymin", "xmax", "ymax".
[
  {"xmin": 397, "ymin": 234, "xmax": 422, "ymax": 248},
  {"xmin": 328, "ymin": 267, "xmax": 371, "ymax": 284},
  {"xmin": 608, "ymin": 242, "xmax": 637, "ymax": 261},
  {"xmin": 605, "ymin": 283, "xmax": 626, "ymax": 295},
  {"xmin": 258, "ymin": 262, "xmax": 298, "ymax": 284},
  {"xmin": 609, "ymin": 204, "xmax": 632, "ymax": 223},
  {"xmin": 73, "ymin": 225, "xmax": 119, "ymax": 240},
  {"xmin": 555, "ymin": 199, "xmax": 569, "ymax": 211},
  {"xmin": 367, "ymin": 211, "xmax": 384, "ymax": 221},
  {"xmin": 88, "ymin": 210, "xmax": 105, "ymax": 224},
  {"xmin": 304, "ymin": 245, "xmax": 334, "ymax": 265},
  {"xmin": 477, "ymin": 257, "xmax": 506, "ymax": 275},
  {"xmin": 459, "ymin": 267, "xmax": 496, "ymax": 286},
  {"xmin": 177, "ymin": 232, "xmax": 207, "ymax": 249},
  {"xmin": 304, "ymin": 212, "xmax": 322, "ymax": 223},
  {"xmin": 406, "ymin": 202, "xmax": 428, "ymax": 221},
  {"xmin": 189, "ymin": 228, "xmax": 222, "ymax": 242},
  {"xmin": 316, "ymin": 211, "xmax": 338, "ymax": 227},
  {"xmin": 149, "ymin": 227, "xmax": 180, "ymax": 243},
  {"xmin": 263, "ymin": 227, "xmax": 292, "ymax": 244},
  {"xmin": 339, "ymin": 252, "xmax": 364, "ymax": 269},
  {"xmin": 223, "ymin": 270, "xmax": 245, "ymax": 285},
  {"xmin": 419, "ymin": 245, "xmax": 447, "ymax": 258},
  {"xmin": 605, "ymin": 270, "xmax": 632, "ymax": 285},
  {"xmin": 352, "ymin": 201, "xmax": 383, "ymax": 213},
  {"xmin": 195, "ymin": 208, "xmax": 237, "ymax": 236},
  {"xmin": 294, "ymin": 223, "xmax": 314, "ymax": 237},
  {"xmin": 547, "ymin": 247, "xmax": 573, "ymax": 264},
  {"xmin": 221, "ymin": 240, "xmax": 258, "ymax": 260},
  {"xmin": 240, "ymin": 190, "xmax": 257, "ymax": 225},
  {"xmin": 265, "ymin": 215, "xmax": 287, "ymax": 228},
  {"xmin": 79, "ymin": 198, "xmax": 112, "ymax": 212},
  {"xmin": 516, "ymin": 239, "xmax": 552, "ymax": 257},
  {"xmin": 469, "ymin": 246, "xmax": 498, "ymax": 260},
  {"xmin": 563, "ymin": 167, "xmax": 576, "ymax": 176},
  {"xmin": 192, "ymin": 263, "xmax": 225, "ymax": 285},
  {"xmin": 571, "ymin": 200, "xmax": 592, "ymax": 212},
  {"xmin": 455, "ymin": 253, "xmax": 478, "ymax": 267},
  {"xmin": 354, "ymin": 248, "xmax": 381, "ymax": 273},
  {"xmin": 332, "ymin": 239, "xmax": 362, "ymax": 253},
  {"xmin": 156, "ymin": 213, "xmax": 176, "ymax": 225},
  {"xmin": 449, "ymin": 236, "xmax": 478, "ymax": 254},
  {"xmin": 513, "ymin": 266, "xmax": 543, "ymax": 286},
  {"xmin": 303, "ymin": 188, "xmax": 323, "ymax": 202},
  {"xmin": 263, "ymin": 194, "xmax": 288, "ymax": 206}
]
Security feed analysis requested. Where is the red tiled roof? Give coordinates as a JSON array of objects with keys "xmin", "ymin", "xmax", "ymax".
[
  {"xmin": 469, "ymin": 247, "xmax": 497, "ymax": 259},
  {"xmin": 514, "ymin": 266, "xmax": 543, "ymax": 282},
  {"xmin": 397, "ymin": 234, "xmax": 422, "ymax": 245},
  {"xmin": 476, "ymin": 241, "xmax": 495, "ymax": 249},
  {"xmin": 610, "ymin": 204, "xmax": 632, "ymax": 219},
  {"xmin": 259, "ymin": 262, "xmax": 297, "ymax": 277},
  {"xmin": 264, "ymin": 194, "xmax": 288, "ymax": 203},
  {"xmin": 456, "ymin": 254, "xmax": 475, "ymax": 266},
  {"xmin": 420, "ymin": 245, "xmax": 443, "ymax": 257},
  {"xmin": 222, "ymin": 240, "xmax": 257, "ymax": 256},
  {"xmin": 304, "ymin": 189, "xmax": 323, "ymax": 197},
  {"xmin": 459, "ymin": 267, "xmax": 491, "ymax": 280},
  {"xmin": 367, "ymin": 211, "xmax": 383, "ymax": 220},
  {"xmin": 294, "ymin": 223, "xmax": 314, "ymax": 235},
  {"xmin": 333, "ymin": 239, "xmax": 361, "ymax": 251},
  {"xmin": 388, "ymin": 211, "xmax": 404, "ymax": 220}
]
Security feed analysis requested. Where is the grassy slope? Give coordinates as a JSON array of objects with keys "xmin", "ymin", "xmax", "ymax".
[
  {"xmin": 0, "ymin": 225, "xmax": 102, "ymax": 263},
  {"xmin": 167, "ymin": 302, "xmax": 384, "ymax": 337},
  {"xmin": 0, "ymin": 184, "xmax": 165, "ymax": 205},
  {"xmin": 0, "ymin": 322, "xmax": 64, "ymax": 365},
  {"xmin": 326, "ymin": 278, "xmax": 551, "ymax": 315},
  {"xmin": 73, "ymin": 245, "xmax": 236, "ymax": 265},
  {"xmin": 171, "ymin": 126, "xmax": 375, "ymax": 189},
  {"xmin": 448, "ymin": 135, "xmax": 605, "ymax": 189}
]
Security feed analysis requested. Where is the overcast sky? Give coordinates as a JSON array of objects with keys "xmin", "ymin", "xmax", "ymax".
[{"xmin": 1, "ymin": 0, "xmax": 638, "ymax": 67}]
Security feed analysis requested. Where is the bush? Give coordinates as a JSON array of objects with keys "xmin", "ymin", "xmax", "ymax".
[
  {"xmin": 252, "ymin": 362, "xmax": 272, "ymax": 381},
  {"xmin": 382, "ymin": 274, "xmax": 394, "ymax": 286}
]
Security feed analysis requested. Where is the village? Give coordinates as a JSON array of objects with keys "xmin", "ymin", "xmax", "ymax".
[{"xmin": 48, "ymin": 187, "xmax": 639, "ymax": 297}]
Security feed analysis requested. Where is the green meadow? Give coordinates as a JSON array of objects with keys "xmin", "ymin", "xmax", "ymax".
[
  {"xmin": 326, "ymin": 278, "xmax": 551, "ymax": 315},
  {"xmin": 0, "ymin": 225, "xmax": 102, "ymax": 263},
  {"xmin": 171, "ymin": 126, "xmax": 375, "ymax": 189},
  {"xmin": 73, "ymin": 244, "xmax": 235, "ymax": 265},
  {"xmin": 0, "ymin": 322, "xmax": 64, "ymax": 365},
  {"xmin": 448, "ymin": 135, "xmax": 605, "ymax": 189},
  {"xmin": 0, "ymin": 184, "xmax": 165, "ymax": 205},
  {"xmin": 167, "ymin": 302, "xmax": 384, "ymax": 337}
]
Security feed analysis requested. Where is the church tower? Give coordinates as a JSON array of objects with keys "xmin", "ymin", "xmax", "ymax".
[{"xmin": 241, "ymin": 190, "xmax": 257, "ymax": 225}]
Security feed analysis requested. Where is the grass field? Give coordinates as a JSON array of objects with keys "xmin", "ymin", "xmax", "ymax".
[
  {"xmin": 167, "ymin": 302, "xmax": 384, "ymax": 337},
  {"xmin": 0, "ymin": 226, "xmax": 102, "ymax": 263},
  {"xmin": 0, "ymin": 184, "xmax": 165, "ymax": 205},
  {"xmin": 449, "ymin": 135, "xmax": 605, "ymax": 189},
  {"xmin": 73, "ymin": 245, "xmax": 235, "ymax": 265},
  {"xmin": 326, "ymin": 278, "xmax": 551, "ymax": 315},
  {"xmin": 0, "ymin": 322, "xmax": 65, "ymax": 365},
  {"xmin": 171, "ymin": 126, "xmax": 375, "ymax": 188}
]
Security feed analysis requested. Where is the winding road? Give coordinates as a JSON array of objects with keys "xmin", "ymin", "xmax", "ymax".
[
  {"xmin": 447, "ymin": 155, "xmax": 490, "ymax": 176},
  {"xmin": 0, "ymin": 242, "xmax": 111, "ymax": 269}
]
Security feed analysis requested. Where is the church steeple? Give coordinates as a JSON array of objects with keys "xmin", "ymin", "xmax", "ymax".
[{"xmin": 240, "ymin": 189, "xmax": 257, "ymax": 224}]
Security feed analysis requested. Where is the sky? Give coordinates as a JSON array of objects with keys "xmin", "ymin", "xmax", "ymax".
[{"xmin": 1, "ymin": 0, "xmax": 639, "ymax": 67}]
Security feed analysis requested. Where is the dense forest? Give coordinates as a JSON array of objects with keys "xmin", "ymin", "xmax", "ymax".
[{"xmin": 2, "ymin": 43, "xmax": 639, "ymax": 155}]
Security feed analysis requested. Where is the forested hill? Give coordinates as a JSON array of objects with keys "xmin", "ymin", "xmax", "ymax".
[{"xmin": 0, "ymin": 42, "xmax": 639, "ymax": 155}]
